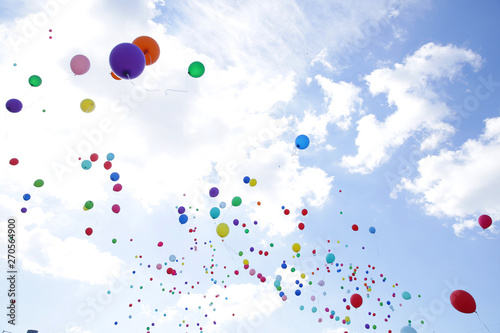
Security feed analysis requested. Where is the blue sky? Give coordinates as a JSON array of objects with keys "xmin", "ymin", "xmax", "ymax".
[{"xmin": 1, "ymin": 1, "xmax": 499, "ymax": 332}]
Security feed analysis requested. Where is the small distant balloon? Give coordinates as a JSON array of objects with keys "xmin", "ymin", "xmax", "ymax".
[
  {"xmin": 179, "ymin": 214, "xmax": 188, "ymax": 224},
  {"xmin": 352, "ymin": 224, "xmax": 359, "ymax": 231},
  {"xmin": 81, "ymin": 160, "xmax": 92, "ymax": 170},
  {"xmin": 23, "ymin": 194, "xmax": 31, "ymax": 201},
  {"xmin": 110, "ymin": 72, "xmax": 122, "ymax": 80},
  {"xmin": 84, "ymin": 201, "xmax": 94, "ymax": 209},
  {"xmin": 156, "ymin": 263, "xmax": 162, "ymax": 270},
  {"xmin": 478, "ymin": 215, "xmax": 492, "ymax": 230},
  {"xmin": 402, "ymin": 291, "xmax": 411, "ymax": 300},
  {"xmin": 112, "ymin": 204, "xmax": 120, "ymax": 213},
  {"xmin": 169, "ymin": 255, "xmax": 176, "ymax": 262},
  {"xmin": 113, "ymin": 184, "xmax": 122, "ymax": 192},
  {"xmin": 85, "ymin": 227, "xmax": 93, "ymax": 236},
  {"xmin": 209, "ymin": 187, "xmax": 219, "ymax": 197},
  {"xmin": 71, "ymin": 55, "xmax": 91, "ymax": 75},
  {"xmin": 292, "ymin": 243, "xmax": 301, "ymax": 253},
  {"xmin": 9, "ymin": 158, "xmax": 19, "ymax": 166},
  {"xmin": 188, "ymin": 61, "xmax": 205, "ymax": 78},
  {"xmin": 232, "ymin": 196, "xmax": 242, "ymax": 207},
  {"xmin": 107, "ymin": 153, "xmax": 115, "ymax": 161},
  {"xmin": 110, "ymin": 172, "xmax": 120, "ymax": 181},
  {"xmin": 210, "ymin": 207, "xmax": 220, "ymax": 219},
  {"xmin": 29, "ymin": 75, "xmax": 42, "ymax": 87},
  {"xmin": 326, "ymin": 253, "xmax": 335, "ymax": 264},
  {"xmin": 400, "ymin": 326, "xmax": 417, "ymax": 333},
  {"xmin": 80, "ymin": 99, "xmax": 95, "ymax": 113},
  {"xmin": 216, "ymin": 223, "xmax": 229, "ymax": 238},
  {"xmin": 6, "ymin": 99, "xmax": 23, "ymax": 113},
  {"xmin": 369, "ymin": 226, "xmax": 376, "ymax": 234},
  {"xmin": 249, "ymin": 178, "xmax": 257, "ymax": 187},
  {"xmin": 34, "ymin": 179, "xmax": 44, "ymax": 187},
  {"xmin": 295, "ymin": 134, "xmax": 310, "ymax": 149},
  {"xmin": 243, "ymin": 176, "xmax": 250, "ymax": 184}
]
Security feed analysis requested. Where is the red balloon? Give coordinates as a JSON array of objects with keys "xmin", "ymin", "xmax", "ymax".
[
  {"xmin": 104, "ymin": 161, "xmax": 112, "ymax": 170},
  {"xmin": 352, "ymin": 224, "xmax": 359, "ymax": 231},
  {"xmin": 450, "ymin": 290, "xmax": 476, "ymax": 314},
  {"xmin": 350, "ymin": 293, "xmax": 363, "ymax": 308},
  {"xmin": 478, "ymin": 215, "xmax": 492, "ymax": 229},
  {"xmin": 9, "ymin": 158, "xmax": 19, "ymax": 166},
  {"xmin": 85, "ymin": 227, "xmax": 93, "ymax": 236},
  {"xmin": 298, "ymin": 223, "xmax": 305, "ymax": 230},
  {"xmin": 90, "ymin": 153, "xmax": 98, "ymax": 162},
  {"xmin": 301, "ymin": 209, "xmax": 308, "ymax": 216}
]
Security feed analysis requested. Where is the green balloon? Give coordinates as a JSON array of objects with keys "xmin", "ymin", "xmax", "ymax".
[
  {"xmin": 188, "ymin": 61, "xmax": 205, "ymax": 78},
  {"xmin": 85, "ymin": 201, "xmax": 94, "ymax": 209},
  {"xmin": 29, "ymin": 75, "xmax": 42, "ymax": 87},
  {"xmin": 112, "ymin": 238, "xmax": 117, "ymax": 244},
  {"xmin": 34, "ymin": 179, "xmax": 44, "ymax": 187},
  {"xmin": 232, "ymin": 196, "xmax": 242, "ymax": 207}
]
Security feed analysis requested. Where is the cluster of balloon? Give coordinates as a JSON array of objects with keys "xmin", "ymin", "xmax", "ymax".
[
  {"xmin": 82, "ymin": 153, "xmax": 121, "ymax": 237},
  {"xmin": 242, "ymin": 176, "xmax": 257, "ymax": 187},
  {"xmin": 18, "ymin": 179, "xmax": 44, "ymax": 213},
  {"xmin": 110, "ymin": 36, "xmax": 159, "ymax": 80}
]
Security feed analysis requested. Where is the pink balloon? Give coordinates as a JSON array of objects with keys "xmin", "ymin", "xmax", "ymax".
[
  {"xmin": 249, "ymin": 269, "xmax": 256, "ymax": 276},
  {"xmin": 156, "ymin": 263, "xmax": 162, "ymax": 270},
  {"xmin": 282, "ymin": 295, "xmax": 287, "ymax": 301},
  {"xmin": 478, "ymin": 215, "xmax": 492, "ymax": 229},
  {"xmin": 70, "ymin": 54, "xmax": 91, "ymax": 75},
  {"xmin": 112, "ymin": 204, "xmax": 120, "ymax": 213}
]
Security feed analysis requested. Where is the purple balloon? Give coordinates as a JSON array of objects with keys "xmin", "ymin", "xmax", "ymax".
[
  {"xmin": 6, "ymin": 99, "xmax": 23, "ymax": 113},
  {"xmin": 109, "ymin": 43, "xmax": 146, "ymax": 79},
  {"xmin": 209, "ymin": 187, "xmax": 219, "ymax": 198}
]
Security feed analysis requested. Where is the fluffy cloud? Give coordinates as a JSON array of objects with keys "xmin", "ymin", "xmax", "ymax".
[
  {"xmin": 393, "ymin": 117, "xmax": 500, "ymax": 236},
  {"xmin": 341, "ymin": 42, "xmax": 482, "ymax": 174}
]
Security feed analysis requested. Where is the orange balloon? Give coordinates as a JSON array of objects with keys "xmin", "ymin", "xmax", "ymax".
[
  {"xmin": 133, "ymin": 36, "xmax": 160, "ymax": 66},
  {"xmin": 110, "ymin": 71, "xmax": 121, "ymax": 80}
]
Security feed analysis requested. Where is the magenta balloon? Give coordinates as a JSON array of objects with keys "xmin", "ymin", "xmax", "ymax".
[
  {"xmin": 478, "ymin": 215, "xmax": 492, "ymax": 229},
  {"xmin": 6, "ymin": 99, "xmax": 23, "ymax": 113},
  {"xmin": 109, "ymin": 43, "xmax": 146, "ymax": 79},
  {"xmin": 70, "ymin": 55, "xmax": 91, "ymax": 75}
]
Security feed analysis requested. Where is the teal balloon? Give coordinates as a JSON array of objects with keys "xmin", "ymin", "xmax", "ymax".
[
  {"xmin": 402, "ymin": 291, "xmax": 411, "ymax": 300},
  {"xmin": 326, "ymin": 253, "xmax": 335, "ymax": 264},
  {"xmin": 400, "ymin": 326, "xmax": 417, "ymax": 333},
  {"xmin": 210, "ymin": 207, "xmax": 220, "ymax": 219},
  {"xmin": 274, "ymin": 280, "xmax": 281, "ymax": 288}
]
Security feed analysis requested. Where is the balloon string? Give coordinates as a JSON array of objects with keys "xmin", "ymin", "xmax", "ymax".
[
  {"xmin": 126, "ymin": 73, "xmax": 136, "ymax": 85},
  {"xmin": 146, "ymin": 53, "xmax": 153, "ymax": 66},
  {"xmin": 476, "ymin": 311, "xmax": 491, "ymax": 332}
]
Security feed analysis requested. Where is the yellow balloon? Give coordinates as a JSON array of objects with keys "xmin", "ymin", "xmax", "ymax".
[
  {"xmin": 345, "ymin": 316, "xmax": 350, "ymax": 322},
  {"xmin": 243, "ymin": 259, "xmax": 249, "ymax": 265},
  {"xmin": 83, "ymin": 205, "xmax": 88, "ymax": 211},
  {"xmin": 80, "ymin": 98, "xmax": 95, "ymax": 113},
  {"xmin": 216, "ymin": 223, "xmax": 229, "ymax": 238},
  {"xmin": 249, "ymin": 178, "xmax": 257, "ymax": 187},
  {"xmin": 300, "ymin": 273, "xmax": 305, "ymax": 279},
  {"xmin": 292, "ymin": 243, "xmax": 301, "ymax": 253}
]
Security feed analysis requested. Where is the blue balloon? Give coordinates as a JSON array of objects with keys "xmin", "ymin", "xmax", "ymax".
[
  {"xmin": 106, "ymin": 153, "xmax": 115, "ymax": 161},
  {"xmin": 295, "ymin": 289, "xmax": 301, "ymax": 296},
  {"xmin": 400, "ymin": 326, "xmax": 417, "ymax": 333},
  {"xmin": 179, "ymin": 214, "xmax": 188, "ymax": 224},
  {"xmin": 210, "ymin": 207, "xmax": 220, "ymax": 219},
  {"xmin": 23, "ymin": 194, "xmax": 31, "ymax": 201},
  {"xmin": 369, "ymin": 226, "xmax": 376, "ymax": 234},
  {"xmin": 81, "ymin": 160, "xmax": 92, "ymax": 170},
  {"xmin": 243, "ymin": 176, "xmax": 250, "ymax": 184},
  {"xmin": 295, "ymin": 134, "xmax": 310, "ymax": 149},
  {"xmin": 326, "ymin": 253, "xmax": 335, "ymax": 264},
  {"xmin": 279, "ymin": 291, "xmax": 284, "ymax": 297},
  {"xmin": 110, "ymin": 172, "xmax": 120, "ymax": 181},
  {"xmin": 276, "ymin": 275, "xmax": 282, "ymax": 281},
  {"xmin": 109, "ymin": 43, "xmax": 146, "ymax": 79}
]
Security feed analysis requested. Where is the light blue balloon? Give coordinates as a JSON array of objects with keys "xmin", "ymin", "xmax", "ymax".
[
  {"xmin": 276, "ymin": 275, "xmax": 282, "ymax": 281},
  {"xmin": 210, "ymin": 207, "xmax": 220, "ymax": 219},
  {"xmin": 369, "ymin": 226, "xmax": 376, "ymax": 234},
  {"xmin": 402, "ymin": 291, "xmax": 411, "ymax": 300},
  {"xmin": 169, "ymin": 255, "xmax": 176, "ymax": 262},
  {"xmin": 326, "ymin": 253, "xmax": 335, "ymax": 264},
  {"xmin": 299, "ymin": 305, "xmax": 304, "ymax": 311},
  {"xmin": 400, "ymin": 326, "xmax": 417, "ymax": 333},
  {"xmin": 219, "ymin": 202, "xmax": 226, "ymax": 209},
  {"xmin": 295, "ymin": 134, "xmax": 310, "ymax": 149},
  {"xmin": 107, "ymin": 153, "xmax": 115, "ymax": 161},
  {"xmin": 274, "ymin": 280, "xmax": 281, "ymax": 288}
]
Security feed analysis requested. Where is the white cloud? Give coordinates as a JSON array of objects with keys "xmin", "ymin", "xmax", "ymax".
[
  {"xmin": 341, "ymin": 42, "xmax": 482, "ymax": 174},
  {"xmin": 21, "ymin": 227, "xmax": 125, "ymax": 284},
  {"xmin": 393, "ymin": 117, "xmax": 500, "ymax": 236}
]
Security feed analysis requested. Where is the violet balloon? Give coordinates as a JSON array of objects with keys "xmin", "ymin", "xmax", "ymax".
[
  {"xmin": 109, "ymin": 43, "xmax": 146, "ymax": 79},
  {"xmin": 6, "ymin": 99, "xmax": 23, "ymax": 113},
  {"xmin": 70, "ymin": 55, "xmax": 91, "ymax": 75}
]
